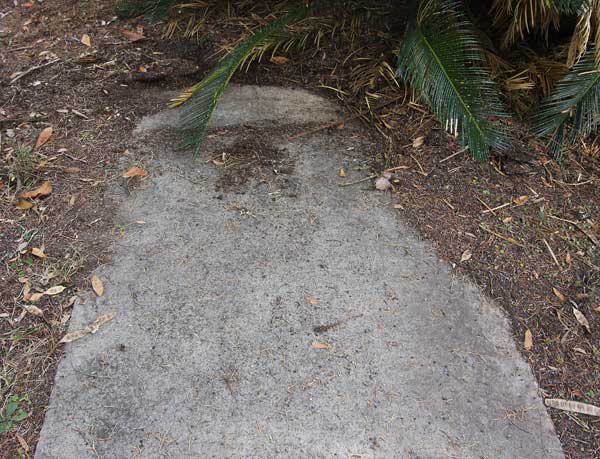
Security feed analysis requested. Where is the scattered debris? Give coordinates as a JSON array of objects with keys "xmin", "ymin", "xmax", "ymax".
[{"xmin": 59, "ymin": 312, "xmax": 116, "ymax": 343}]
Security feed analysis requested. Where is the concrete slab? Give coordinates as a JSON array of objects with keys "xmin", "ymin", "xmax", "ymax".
[{"xmin": 36, "ymin": 86, "xmax": 564, "ymax": 459}]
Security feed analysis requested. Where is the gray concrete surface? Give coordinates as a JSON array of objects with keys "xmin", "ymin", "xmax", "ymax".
[{"xmin": 36, "ymin": 86, "xmax": 564, "ymax": 459}]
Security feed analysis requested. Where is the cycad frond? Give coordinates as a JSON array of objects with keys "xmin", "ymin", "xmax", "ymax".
[
  {"xmin": 397, "ymin": 0, "xmax": 511, "ymax": 160},
  {"xmin": 117, "ymin": 0, "xmax": 177, "ymax": 22},
  {"xmin": 532, "ymin": 47, "xmax": 600, "ymax": 158},
  {"xmin": 175, "ymin": 5, "xmax": 314, "ymax": 157}
]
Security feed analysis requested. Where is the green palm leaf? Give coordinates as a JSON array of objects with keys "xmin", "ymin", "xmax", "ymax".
[
  {"xmin": 117, "ymin": 0, "xmax": 177, "ymax": 23},
  {"xmin": 176, "ymin": 4, "xmax": 314, "ymax": 158},
  {"xmin": 396, "ymin": 0, "xmax": 511, "ymax": 160},
  {"xmin": 532, "ymin": 48, "xmax": 600, "ymax": 158}
]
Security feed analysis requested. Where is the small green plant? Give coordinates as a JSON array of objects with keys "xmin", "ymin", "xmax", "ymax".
[
  {"xmin": 0, "ymin": 395, "xmax": 29, "ymax": 434},
  {"xmin": 2, "ymin": 144, "xmax": 40, "ymax": 188}
]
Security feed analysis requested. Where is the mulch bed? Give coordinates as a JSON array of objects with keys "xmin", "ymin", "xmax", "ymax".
[{"xmin": 1, "ymin": 1, "xmax": 598, "ymax": 458}]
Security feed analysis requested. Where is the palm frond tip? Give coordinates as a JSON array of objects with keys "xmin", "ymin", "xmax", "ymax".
[
  {"xmin": 397, "ymin": 0, "xmax": 511, "ymax": 160},
  {"xmin": 175, "ymin": 5, "xmax": 315, "ymax": 158},
  {"xmin": 532, "ymin": 48, "xmax": 600, "ymax": 159}
]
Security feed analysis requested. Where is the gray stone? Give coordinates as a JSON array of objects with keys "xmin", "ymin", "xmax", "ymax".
[{"xmin": 36, "ymin": 86, "xmax": 564, "ymax": 459}]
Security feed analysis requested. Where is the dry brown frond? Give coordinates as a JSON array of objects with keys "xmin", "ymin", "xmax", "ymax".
[{"xmin": 490, "ymin": 0, "xmax": 560, "ymax": 48}]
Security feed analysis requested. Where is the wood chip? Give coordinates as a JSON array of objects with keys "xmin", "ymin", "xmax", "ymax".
[
  {"xmin": 91, "ymin": 275, "xmax": 104, "ymax": 297},
  {"xmin": 524, "ymin": 329, "xmax": 533, "ymax": 350}
]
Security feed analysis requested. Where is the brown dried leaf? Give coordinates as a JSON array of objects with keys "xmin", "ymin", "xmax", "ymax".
[
  {"xmin": 552, "ymin": 287, "xmax": 567, "ymax": 302},
  {"xmin": 460, "ymin": 249, "xmax": 472, "ymax": 263},
  {"xmin": 65, "ymin": 167, "xmax": 81, "ymax": 173},
  {"xmin": 524, "ymin": 329, "xmax": 533, "ymax": 351},
  {"xmin": 122, "ymin": 30, "xmax": 145, "ymax": 41},
  {"xmin": 15, "ymin": 200, "xmax": 33, "ymax": 210},
  {"xmin": 593, "ymin": 304, "xmax": 600, "ymax": 312},
  {"xmin": 35, "ymin": 127, "xmax": 52, "ymax": 148},
  {"xmin": 23, "ymin": 304, "xmax": 43, "ymax": 317},
  {"xmin": 311, "ymin": 341, "xmax": 331, "ymax": 350},
  {"xmin": 513, "ymin": 195, "xmax": 529, "ymax": 206},
  {"xmin": 31, "ymin": 247, "xmax": 46, "ymax": 259},
  {"xmin": 270, "ymin": 56, "xmax": 289, "ymax": 65},
  {"xmin": 545, "ymin": 399, "xmax": 600, "ymax": 417},
  {"xmin": 412, "ymin": 136, "xmax": 425, "ymax": 148},
  {"xmin": 29, "ymin": 292, "xmax": 44, "ymax": 302},
  {"xmin": 339, "ymin": 168, "xmax": 346, "ymax": 178},
  {"xmin": 15, "ymin": 433, "xmax": 29, "ymax": 453},
  {"xmin": 306, "ymin": 296, "xmax": 319, "ymax": 305},
  {"xmin": 91, "ymin": 275, "xmax": 104, "ymax": 297},
  {"xmin": 573, "ymin": 307, "xmax": 591, "ymax": 333},
  {"xmin": 81, "ymin": 34, "xmax": 91, "ymax": 47},
  {"xmin": 59, "ymin": 312, "xmax": 116, "ymax": 343},
  {"xmin": 122, "ymin": 166, "xmax": 148, "ymax": 178},
  {"xmin": 45, "ymin": 285, "xmax": 66, "ymax": 296},
  {"xmin": 21, "ymin": 181, "xmax": 52, "ymax": 199}
]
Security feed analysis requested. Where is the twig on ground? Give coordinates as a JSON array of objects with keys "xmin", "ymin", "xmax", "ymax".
[
  {"xmin": 338, "ymin": 174, "xmax": 377, "ymax": 187},
  {"xmin": 543, "ymin": 238, "xmax": 561, "ymax": 268},
  {"xmin": 479, "ymin": 224, "xmax": 524, "ymax": 247},
  {"xmin": 439, "ymin": 146, "xmax": 469, "ymax": 163},
  {"xmin": 288, "ymin": 95, "xmax": 405, "ymax": 140},
  {"xmin": 10, "ymin": 58, "xmax": 61, "ymax": 84}
]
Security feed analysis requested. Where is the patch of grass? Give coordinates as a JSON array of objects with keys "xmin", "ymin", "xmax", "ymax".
[{"xmin": 1, "ymin": 144, "xmax": 42, "ymax": 190}]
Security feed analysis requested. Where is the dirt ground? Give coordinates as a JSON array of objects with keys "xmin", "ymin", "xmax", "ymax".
[{"xmin": 1, "ymin": 0, "xmax": 599, "ymax": 458}]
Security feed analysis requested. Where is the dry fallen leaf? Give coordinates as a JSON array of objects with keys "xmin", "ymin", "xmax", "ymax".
[
  {"xmin": 375, "ymin": 176, "xmax": 392, "ymax": 191},
  {"xmin": 306, "ymin": 296, "xmax": 319, "ymax": 305},
  {"xmin": 412, "ymin": 136, "xmax": 425, "ymax": 148},
  {"xmin": 513, "ymin": 195, "xmax": 529, "ymax": 206},
  {"xmin": 59, "ymin": 312, "xmax": 116, "ymax": 343},
  {"xmin": 35, "ymin": 127, "xmax": 53, "ymax": 148},
  {"xmin": 573, "ymin": 307, "xmax": 591, "ymax": 333},
  {"xmin": 460, "ymin": 249, "xmax": 472, "ymax": 262},
  {"xmin": 29, "ymin": 292, "xmax": 44, "ymax": 302},
  {"xmin": 91, "ymin": 275, "xmax": 104, "ymax": 297},
  {"xmin": 15, "ymin": 433, "xmax": 29, "ymax": 453},
  {"xmin": 122, "ymin": 166, "xmax": 148, "ymax": 178},
  {"xmin": 23, "ymin": 305, "xmax": 43, "ymax": 317},
  {"xmin": 524, "ymin": 329, "xmax": 533, "ymax": 351},
  {"xmin": 552, "ymin": 287, "xmax": 567, "ymax": 302},
  {"xmin": 81, "ymin": 34, "xmax": 91, "ymax": 47},
  {"xmin": 122, "ymin": 29, "xmax": 145, "ymax": 41},
  {"xmin": 45, "ymin": 285, "xmax": 66, "ymax": 296},
  {"xmin": 339, "ymin": 168, "xmax": 346, "ymax": 178},
  {"xmin": 15, "ymin": 200, "xmax": 33, "ymax": 210},
  {"xmin": 31, "ymin": 247, "xmax": 46, "ymax": 259},
  {"xmin": 593, "ymin": 304, "xmax": 600, "ymax": 312},
  {"xmin": 64, "ymin": 167, "xmax": 81, "ymax": 173},
  {"xmin": 270, "ymin": 56, "xmax": 289, "ymax": 65},
  {"xmin": 545, "ymin": 399, "xmax": 600, "ymax": 417},
  {"xmin": 311, "ymin": 341, "xmax": 331, "ymax": 350},
  {"xmin": 21, "ymin": 181, "xmax": 52, "ymax": 199}
]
